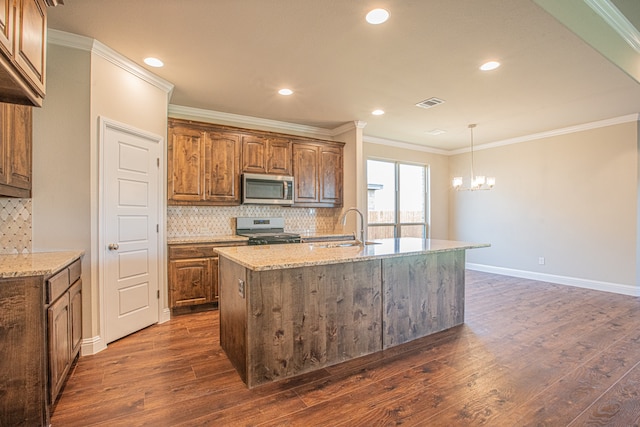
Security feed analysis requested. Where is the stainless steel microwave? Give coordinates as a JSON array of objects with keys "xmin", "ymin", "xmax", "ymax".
[{"xmin": 242, "ymin": 173, "xmax": 294, "ymax": 205}]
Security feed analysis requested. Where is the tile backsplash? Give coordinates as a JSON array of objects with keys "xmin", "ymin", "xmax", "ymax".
[
  {"xmin": 0, "ymin": 198, "xmax": 31, "ymax": 254},
  {"xmin": 0, "ymin": 200, "xmax": 344, "ymax": 253},
  {"xmin": 167, "ymin": 205, "xmax": 343, "ymax": 238}
]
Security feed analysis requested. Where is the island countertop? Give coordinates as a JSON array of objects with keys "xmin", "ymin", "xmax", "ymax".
[{"xmin": 215, "ymin": 238, "xmax": 489, "ymax": 271}]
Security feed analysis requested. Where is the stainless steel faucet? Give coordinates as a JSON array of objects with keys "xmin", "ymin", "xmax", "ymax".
[{"xmin": 340, "ymin": 207, "xmax": 365, "ymax": 243}]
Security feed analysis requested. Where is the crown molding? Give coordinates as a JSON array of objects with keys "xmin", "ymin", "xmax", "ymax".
[
  {"xmin": 331, "ymin": 120, "xmax": 367, "ymax": 136},
  {"xmin": 48, "ymin": 29, "xmax": 175, "ymax": 96},
  {"xmin": 168, "ymin": 104, "xmax": 335, "ymax": 137},
  {"xmin": 449, "ymin": 113, "xmax": 640, "ymax": 155},
  {"xmin": 584, "ymin": 0, "xmax": 640, "ymax": 53},
  {"xmin": 364, "ymin": 135, "xmax": 450, "ymax": 155}
]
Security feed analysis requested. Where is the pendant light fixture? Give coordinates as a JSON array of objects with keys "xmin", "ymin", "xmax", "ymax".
[{"xmin": 452, "ymin": 124, "xmax": 495, "ymax": 191}]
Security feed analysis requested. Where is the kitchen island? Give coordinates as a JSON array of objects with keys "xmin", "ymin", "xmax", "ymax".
[{"xmin": 216, "ymin": 238, "xmax": 488, "ymax": 388}]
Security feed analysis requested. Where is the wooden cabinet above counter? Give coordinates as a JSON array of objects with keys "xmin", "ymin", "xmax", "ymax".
[
  {"xmin": 168, "ymin": 118, "xmax": 344, "ymax": 207},
  {"xmin": 0, "ymin": 0, "xmax": 49, "ymax": 107},
  {"xmin": 0, "ymin": 102, "xmax": 32, "ymax": 197}
]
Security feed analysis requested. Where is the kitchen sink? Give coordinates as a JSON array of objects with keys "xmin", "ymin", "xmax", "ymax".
[{"xmin": 311, "ymin": 240, "xmax": 382, "ymax": 248}]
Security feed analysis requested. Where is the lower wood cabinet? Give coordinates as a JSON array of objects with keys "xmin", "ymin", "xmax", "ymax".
[
  {"xmin": 47, "ymin": 273, "xmax": 82, "ymax": 404},
  {"xmin": 0, "ymin": 255, "xmax": 82, "ymax": 426},
  {"xmin": 168, "ymin": 241, "xmax": 246, "ymax": 312}
]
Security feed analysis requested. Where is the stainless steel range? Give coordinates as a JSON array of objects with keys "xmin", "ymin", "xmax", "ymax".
[{"xmin": 236, "ymin": 217, "xmax": 301, "ymax": 245}]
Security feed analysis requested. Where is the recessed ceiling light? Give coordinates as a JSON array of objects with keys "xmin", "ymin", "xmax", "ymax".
[
  {"xmin": 426, "ymin": 129, "xmax": 446, "ymax": 136},
  {"xmin": 278, "ymin": 88, "xmax": 293, "ymax": 96},
  {"xmin": 144, "ymin": 57, "xmax": 164, "ymax": 68},
  {"xmin": 372, "ymin": 109, "xmax": 385, "ymax": 116},
  {"xmin": 366, "ymin": 8, "xmax": 389, "ymax": 24},
  {"xmin": 480, "ymin": 61, "xmax": 500, "ymax": 71}
]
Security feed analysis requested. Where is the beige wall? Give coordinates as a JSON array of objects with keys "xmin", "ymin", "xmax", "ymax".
[
  {"xmin": 32, "ymin": 44, "xmax": 92, "ymax": 335},
  {"xmin": 33, "ymin": 39, "xmax": 171, "ymax": 350},
  {"xmin": 363, "ymin": 142, "xmax": 450, "ymax": 239},
  {"xmin": 449, "ymin": 121, "xmax": 637, "ymax": 288}
]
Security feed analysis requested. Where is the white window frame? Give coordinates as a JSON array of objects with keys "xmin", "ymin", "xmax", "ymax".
[{"xmin": 366, "ymin": 158, "xmax": 430, "ymax": 239}]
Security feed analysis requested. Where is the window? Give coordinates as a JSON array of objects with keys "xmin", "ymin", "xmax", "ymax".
[{"xmin": 366, "ymin": 159, "xmax": 429, "ymax": 239}]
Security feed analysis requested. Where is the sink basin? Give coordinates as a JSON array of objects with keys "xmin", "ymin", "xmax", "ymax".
[{"xmin": 311, "ymin": 240, "xmax": 382, "ymax": 248}]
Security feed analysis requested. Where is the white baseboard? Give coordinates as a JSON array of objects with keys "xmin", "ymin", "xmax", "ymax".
[
  {"xmin": 80, "ymin": 335, "xmax": 107, "ymax": 356},
  {"xmin": 466, "ymin": 263, "xmax": 638, "ymax": 297},
  {"xmin": 160, "ymin": 307, "xmax": 171, "ymax": 324}
]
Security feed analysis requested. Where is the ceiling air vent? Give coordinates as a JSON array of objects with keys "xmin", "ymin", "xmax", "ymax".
[{"xmin": 415, "ymin": 97, "xmax": 445, "ymax": 109}]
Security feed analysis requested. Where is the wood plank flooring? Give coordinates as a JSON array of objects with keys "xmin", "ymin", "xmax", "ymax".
[{"xmin": 50, "ymin": 271, "xmax": 640, "ymax": 426}]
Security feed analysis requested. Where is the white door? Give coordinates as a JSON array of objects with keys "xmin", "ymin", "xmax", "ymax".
[{"xmin": 103, "ymin": 120, "xmax": 160, "ymax": 343}]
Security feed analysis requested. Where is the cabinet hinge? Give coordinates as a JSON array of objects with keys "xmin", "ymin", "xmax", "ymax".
[
  {"xmin": 157, "ymin": 158, "xmax": 160, "ymax": 168},
  {"xmin": 157, "ymin": 290, "xmax": 160, "ymax": 299},
  {"xmin": 156, "ymin": 224, "xmax": 159, "ymax": 233}
]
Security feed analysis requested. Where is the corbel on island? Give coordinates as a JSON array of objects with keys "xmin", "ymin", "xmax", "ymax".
[{"xmin": 216, "ymin": 238, "xmax": 489, "ymax": 388}]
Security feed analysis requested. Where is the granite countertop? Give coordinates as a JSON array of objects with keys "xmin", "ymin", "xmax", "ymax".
[
  {"xmin": 0, "ymin": 251, "xmax": 84, "ymax": 279},
  {"xmin": 167, "ymin": 235, "xmax": 249, "ymax": 245},
  {"xmin": 215, "ymin": 238, "xmax": 489, "ymax": 271}
]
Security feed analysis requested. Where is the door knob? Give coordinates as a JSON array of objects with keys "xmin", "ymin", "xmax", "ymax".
[{"xmin": 108, "ymin": 243, "xmax": 119, "ymax": 251}]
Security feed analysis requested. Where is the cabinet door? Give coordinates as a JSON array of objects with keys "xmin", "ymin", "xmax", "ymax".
[
  {"xmin": 319, "ymin": 145, "xmax": 342, "ymax": 206},
  {"xmin": 168, "ymin": 125, "xmax": 205, "ymax": 202},
  {"xmin": 168, "ymin": 258, "xmax": 212, "ymax": 307},
  {"xmin": 292, "ymin": 143, "xmax": 319, "ymax": 203},
  {"xmin": 0, "ymin": 103, "xmax": 31, "ymax": 197},
  {"xmin": 69, "ymin": 279, "xmax": 82, "ymax": 358},
  {"xmin": 14, "ymin": 0, "xmax": 46, "ymax": 96},
  {"xmin": 242, "ymin": 135, "xmax": 291, "ymax": 176},
  {"xmin": 241, "ymin": 135, "xmax": 267, "ymax": 173},
  {"xmin": 266, "ymin": 138, "xmax": 291, "ymax": 175},
  {"xmin": 0, "ymin": 0, "xmax": 13, "ymax": 57},
  {"xmin": 211, "ymin": 256, "xmax": 219, "ymax": 302},
  {"xmin": 48, "ymin": 291, "xmax": 70, "ymax": 404},
  {"xmin": 205, "ymin": 131, "xmax": 240, "ymax": 204},
  {"xmin": 7, "ymin": 103, "xmax": 31, "ymax": 191}
]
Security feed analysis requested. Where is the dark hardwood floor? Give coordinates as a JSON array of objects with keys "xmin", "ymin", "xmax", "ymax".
[{"xmin": 51, "ymin": 271, "xmax": 640, "ymax": 426}]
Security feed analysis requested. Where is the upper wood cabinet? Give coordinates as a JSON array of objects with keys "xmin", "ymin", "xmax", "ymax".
[
  {"xmin": 0, "ymin": 0, "xmax": 48, "ymax": 106},
  {"xmin": 168, "ymin": 119, "xmax": 241, "ymax": 205},
  {"xmin": 241, "ymin": 135, "xmax": 291, "ymax": 176},
  {"xmin": 319, "ymin": 144, "xmax": 343, "ymax": 205},
  {"xmin": 168, "ymin": 118, "xmax": 343, "ymax": 207},
  {"xmin": 0, "ymin": 102, "xmax": 31, "ymax": 197},
  {"xmin": 292, "ymin": 141, "xmax": 343, "ymax": 207},
  {"xmin": 205, "ymin": 131, "xmax": 241, "ymax": 204},
  {"xmin": 167, "ymin": 124, "xmax": 206, "ymax": 203}
]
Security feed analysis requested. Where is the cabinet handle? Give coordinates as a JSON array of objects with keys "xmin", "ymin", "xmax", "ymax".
[{"xmin": 108, "ymin": 243, "xmax": 119, "ymax": 251}]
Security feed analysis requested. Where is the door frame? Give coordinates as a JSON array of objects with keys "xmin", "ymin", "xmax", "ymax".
[{"xmin": 97, "ymin": 116, "xmax": 168, "ymax": 350}]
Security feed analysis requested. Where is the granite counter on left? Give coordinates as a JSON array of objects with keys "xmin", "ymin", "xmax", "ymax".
[{"xmin": 0, "ymin": 250, "xmax": 84, "ymax": 279}]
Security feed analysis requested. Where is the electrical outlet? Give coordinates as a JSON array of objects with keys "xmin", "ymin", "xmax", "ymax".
[
  {"xmin": 238, "ymin": 279, "xmax": 245, "ymax": 298},
  {"xmin": 199, "ymin": 227, "xmax": 208, "ymax": 234},
  {"xmin": 538, "ymin": 257, "xmax": 545, "ymax": 265}
]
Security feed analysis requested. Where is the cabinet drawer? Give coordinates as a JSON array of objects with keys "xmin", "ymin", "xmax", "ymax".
[
  {"xmin": 47, "ymin": 268, "xmax": 69, "ymax": 304},
  {"xmin": 68, "ymin": 258, "xmax": 81, "ymax": 283},
  {"xmin": 169, "ymin": 242, "xmax": 247, "ymax": 259}
]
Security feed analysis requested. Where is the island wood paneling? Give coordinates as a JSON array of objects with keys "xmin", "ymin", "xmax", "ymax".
[
  {"xmin": 219, "ymin": 256, "xmax": 248, "ymax": 384},
  {"xmin": 382, "ymin": 251, "xmax": 465, "ymax": 349},
  {"xmin": 221, "ymin": 258, "xmax": 382, "ymax": 388}
]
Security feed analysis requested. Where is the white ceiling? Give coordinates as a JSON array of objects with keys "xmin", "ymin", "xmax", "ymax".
[{"xmin": 47, "ymin": 0, "xmax": 640, "ymax": 151}]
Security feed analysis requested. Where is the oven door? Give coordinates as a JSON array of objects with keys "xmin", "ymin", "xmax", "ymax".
[{"xmin": 242, "ymin": 173, "xmax": 294, "ymax": 205}]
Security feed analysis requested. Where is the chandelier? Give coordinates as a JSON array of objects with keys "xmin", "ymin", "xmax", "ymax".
[{"xmin": 452, "ymin": 124, "xmax": 495, "ymax": 191}]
